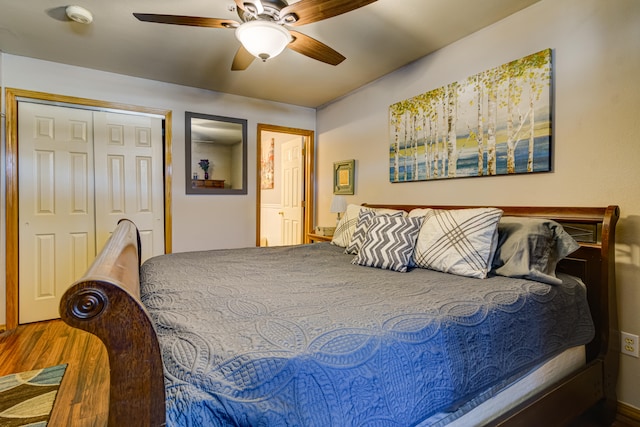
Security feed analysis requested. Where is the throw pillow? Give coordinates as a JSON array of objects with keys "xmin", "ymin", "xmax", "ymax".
[
  {"xmin": 352, "ymin": 215, "xmax": 424, "ymax": 272},
  {"xmin": 491, "ymin": 217, "xmax": 580, "ymax": 285},
  {"xmin": 413, "ymin": 208, "xmax": 503, "ymax": 278}
]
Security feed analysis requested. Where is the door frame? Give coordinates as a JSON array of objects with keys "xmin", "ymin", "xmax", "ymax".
[
  {"xmin": 256, "ymin": 124, "xmax": 314, "ymax": 246},
  {"xmin": 4, "ymin": 87, "xmax": 173, "ymax": 330}
]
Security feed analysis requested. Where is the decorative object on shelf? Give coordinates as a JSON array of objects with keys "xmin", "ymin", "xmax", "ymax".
[
  {"xmin": 199, "ymin": 159, "xmax": 210, "ymax": 180},
  {"xmin": 330, "ymin": 195, "xmax": 347, "ymax": 222},
  {"xmin": 389, "ymin": 48, "xmax": 552, "ymax": 182},
  {"xmin": 333, "ymin": 159, "xmax": 355, "ymax": 195},
  {"xmin": 315, "ymin": 226, "xmax": 336, "ymax": 237}
]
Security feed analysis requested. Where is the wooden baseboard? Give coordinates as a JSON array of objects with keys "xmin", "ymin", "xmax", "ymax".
[
  {"xmin": 618, "ymin": 402, "xmax": 640, "ymax": 426},
  {"xmin": 0, "ymin": 324, "xmax": 6, "ymax": 333}
]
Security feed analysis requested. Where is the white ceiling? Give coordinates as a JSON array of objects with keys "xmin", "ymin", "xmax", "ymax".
[{"xmin": 0, "ymin": 0, "xmax": 541, "ymax": 108}]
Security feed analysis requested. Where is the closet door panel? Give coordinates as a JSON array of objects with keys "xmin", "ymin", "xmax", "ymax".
[
  {"xmin": 18, "ymin": 102, "xmax": 96, "ymax": 323},
  {"xmin": 93, "ymin": 111, "xmax": 165, "ymax": 262}
]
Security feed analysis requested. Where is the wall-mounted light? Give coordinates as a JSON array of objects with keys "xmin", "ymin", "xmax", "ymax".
[{"xmin": 235, "ymin": 21, "xmax": 292, "ymax": 62}]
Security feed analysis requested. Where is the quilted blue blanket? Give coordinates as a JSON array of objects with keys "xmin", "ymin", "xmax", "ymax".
[{"xmin": 139, "ymin": 243, "xmax": 594, "ymax": 426}]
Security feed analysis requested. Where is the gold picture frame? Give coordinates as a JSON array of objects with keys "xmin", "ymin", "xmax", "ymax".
[{"xmin": 333, "ymin": 159, "xmax": 355, "ymax": 195}]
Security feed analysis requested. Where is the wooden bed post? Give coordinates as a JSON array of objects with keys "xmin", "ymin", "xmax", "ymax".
[
  {"xmin": 60, "ymin": 220, "xmax": 166, "ymax": 427},
  {"xmin": 598, "ymin": 205, "xmax": 620, "ymax": 423}
]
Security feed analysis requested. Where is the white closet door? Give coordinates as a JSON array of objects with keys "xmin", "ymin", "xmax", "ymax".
[
  {"xmin": 18, "ymin": 102, "xmax": 96, "ymax": 324},
  {"xmin": 93, "ymin": 111, "xmax": 165, "ymax": 263},
  {"xmin": 280, "ymin": 137, "xmax": 304, "ymax": 246}
]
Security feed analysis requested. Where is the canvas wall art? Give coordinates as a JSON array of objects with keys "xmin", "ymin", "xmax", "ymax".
[
  {"xmin": 261, "ymin": 137, "xmax": 274, "ymax": 189},
  {"xmin": 389, "ymin": 48, "xmax": 552, "ymax": 182}
]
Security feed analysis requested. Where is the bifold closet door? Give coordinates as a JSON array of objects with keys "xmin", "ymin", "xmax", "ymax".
[
  {"xmin": 93, "ymin": 111, "xmax": 164, "ymax": 262},
  {"xmin": 18, "ymin": 103, "xmax": 165, "ymax": 324},
  {"xmin": 18, "ymin": 102, "xmax": 97, "ymax": 323}
]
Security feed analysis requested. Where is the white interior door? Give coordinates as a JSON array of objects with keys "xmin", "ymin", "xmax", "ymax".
[
  {"xmin": 93, "ymin": 111, "xmax": 164, "ymax": 262},
  {"xmin": 18, "ymin": 102, "xmax": 96, "ymax": 323},
  {"xmin": 18, "ymin": 103, "xmax": 165, "ymax": 324},
  {"xmin": 280, "ymin": 138, "xmax": 304, "ymax": 245}
]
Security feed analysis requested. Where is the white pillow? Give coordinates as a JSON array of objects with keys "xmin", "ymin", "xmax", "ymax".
[
  {"xmin": 331, "ymin": 204, "xmax": 369, "ymax": 247},
  {"xmin": 413, "ymin": 208, "xmax": 503, "ymax": 278},
  {"xmin": 352, "ymin": 215, "xmax": 424, "ymax": 272},
  {"xmin": 408, "ymin": 208, "xmax": 434, "ymax": 218}
]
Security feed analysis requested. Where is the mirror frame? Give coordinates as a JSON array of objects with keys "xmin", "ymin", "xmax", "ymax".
[{"xmin": 185, "ymin": 112, "xmax": 248, "ymax": 195}]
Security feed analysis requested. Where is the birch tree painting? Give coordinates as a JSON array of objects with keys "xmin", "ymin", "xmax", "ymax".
[{"xmin": 389, "ymin": 49, "xmax": 552, "ymax": 182}]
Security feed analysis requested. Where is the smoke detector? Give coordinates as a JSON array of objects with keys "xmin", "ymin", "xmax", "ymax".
[{"xmin": 66, "ymin": 5, "xmax": 93, "ymax": 24}]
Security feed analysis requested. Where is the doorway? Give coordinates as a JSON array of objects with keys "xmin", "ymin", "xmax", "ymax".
[
  {"xmin": 256, "ymin": 124, "xmax": 314, "ymax": 247},
  {"xmin": 4, "ymin": 88, "xmax": 173, "ymax": 329}
]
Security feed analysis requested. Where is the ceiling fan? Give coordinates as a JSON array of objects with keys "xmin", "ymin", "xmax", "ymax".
[{"xmin": 133, "ymin": 0, "xmax": 378, "ymax": 71}]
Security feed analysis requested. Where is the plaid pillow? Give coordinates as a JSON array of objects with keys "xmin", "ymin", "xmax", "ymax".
[
  {"xmin": 331, "ymin": 205, "xmax": 370, "ymax": 248},
  {"xmin": 413, "ymin": 208, "xmax": 503, "ymax": 278}
]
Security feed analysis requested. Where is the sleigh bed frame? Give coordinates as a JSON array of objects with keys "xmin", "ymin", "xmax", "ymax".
[{"xmin": 60, "ymin": 204, "xmax": 620, "ymax": 426}]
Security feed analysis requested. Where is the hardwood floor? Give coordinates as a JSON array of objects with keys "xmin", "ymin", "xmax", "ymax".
[
  {"xmin": 0, "ymin": 319, "xmax": 109, "ymax": 426},
  {"xmin": 1, "ymin": 320, "xmax": 638, "ymax": 426}
]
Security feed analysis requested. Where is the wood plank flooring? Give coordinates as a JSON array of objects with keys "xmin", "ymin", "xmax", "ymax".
[
  {"xmin": 1, "ymin": 320, "xmax": 637, "ymax": 427},
  {"xmin": 0, "ymin": 319, "xmax": 109, "ymax": 426}
]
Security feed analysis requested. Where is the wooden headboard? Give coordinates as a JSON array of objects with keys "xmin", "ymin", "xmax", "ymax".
[
  {"xmin": 60, "ymin": 205, "xmax": 620, "ymax": 427},
  {"xmin": 363, "ymin": 204, "xmax": 620, "ymax": 424}
]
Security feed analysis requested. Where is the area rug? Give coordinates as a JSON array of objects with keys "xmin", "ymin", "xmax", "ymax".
[{"xmin": 0, "ymin": 364, "xmax": 67, "ymax": 427}]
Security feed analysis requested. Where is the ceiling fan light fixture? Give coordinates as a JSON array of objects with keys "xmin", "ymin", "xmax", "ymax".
[{"xmin": 235, "ymin": 21, "xmax": 292, "ymax": 62}]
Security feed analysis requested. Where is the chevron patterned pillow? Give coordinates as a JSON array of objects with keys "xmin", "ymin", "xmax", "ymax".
[
  {"xmin": 345, "ymin": 210, "xmax": 404, "ymax": 255},
  {"xmin": 331, "ymin": 204, "xmax": 407, "ymax": 248},
  {"xmin": 413, "ymin": 208, "xmax": 503, "ymax": 278},
  {"xmin": 352, "ymin": 215, "xmax": 424, "ymax": 272}
]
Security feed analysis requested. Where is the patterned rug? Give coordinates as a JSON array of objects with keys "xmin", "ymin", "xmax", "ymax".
[{"xmin": 0, "ymin": 364, "xmax": 66, "ymax": 427}]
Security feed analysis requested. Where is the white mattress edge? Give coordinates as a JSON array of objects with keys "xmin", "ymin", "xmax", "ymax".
[{"xmin": 419, "ymin": 345, "xmax": 586, "ymax": 426}]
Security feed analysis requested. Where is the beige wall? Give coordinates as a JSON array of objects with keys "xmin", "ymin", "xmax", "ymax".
[
  {"xmin": 0, "ymin": 53, "xmax": 316, "ymax": 325},
  {"xmin": 316, "ymin": 0, "xmax": 640, "ymax": 409}
]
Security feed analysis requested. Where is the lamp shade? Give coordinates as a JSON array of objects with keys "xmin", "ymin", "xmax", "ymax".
[
  {"xmin": 235, "ymin": 21, "xmax": 292, "ymax": 61},
  {"xmin": 330, "ymin": 195, "xmax": 347, "ymax": 214}
]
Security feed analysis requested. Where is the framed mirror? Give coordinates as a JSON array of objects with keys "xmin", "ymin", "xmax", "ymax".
[{"xmin": 186, "ymin": 112, "xmax": 248, "ymax": 195}]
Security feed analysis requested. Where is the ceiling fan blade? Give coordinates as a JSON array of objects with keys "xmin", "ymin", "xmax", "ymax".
[
  {"xmin": 280, "ymin": 0, "xmax": 377, "ymax": 26},
  {"xmin": 234, "ymin": 0, "xmax": 246, "ymax": 11},
  {"xmin": 231, "ymin": 45, "xmax": 256, "ymax": 71},
  {"xmin": 288, "ymin": 30, "xmax": 345, "ymax": 66},
  {"xmin": 133, "ymin": 13, "xmax": 239, "ymax": 29}
]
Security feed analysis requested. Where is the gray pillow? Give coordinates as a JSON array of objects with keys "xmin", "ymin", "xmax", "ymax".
[{"xmin": 491, "ymin": 217, "xmax": 580, "ymax": 285}]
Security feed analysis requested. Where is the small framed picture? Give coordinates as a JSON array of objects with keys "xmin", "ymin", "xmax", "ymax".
[{"xmin": 333, "ymin": 159, "xmax": 355, "ymax": 195}]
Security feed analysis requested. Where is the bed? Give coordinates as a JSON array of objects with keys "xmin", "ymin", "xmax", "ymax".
[{"xmin": 59, "ymin": 204, "xmax": 620, "ymax": 426}]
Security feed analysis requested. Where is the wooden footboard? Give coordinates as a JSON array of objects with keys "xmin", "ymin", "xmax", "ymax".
[
  {"xmin": 60, "ymin": 206, "xmax": 619, "ymax": 427},
  {"xmin": 59, "ymin": 219, "xmax": 166, "ymax": 427}
]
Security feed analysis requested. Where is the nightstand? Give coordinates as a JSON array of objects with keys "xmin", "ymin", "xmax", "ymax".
[{"xmin": 307, "ymin": 233, "xmax": 333, "ymax": 243}]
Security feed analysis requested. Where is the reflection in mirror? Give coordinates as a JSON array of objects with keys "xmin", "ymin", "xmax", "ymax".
[{"xmin": 186, "ymin": 112, "xmax": 247, "ymax": 194}]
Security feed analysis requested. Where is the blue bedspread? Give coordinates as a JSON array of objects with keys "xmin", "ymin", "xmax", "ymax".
[{"xmin": 139, "ymin": 243, "xmax": 594, "ymax": 426}]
